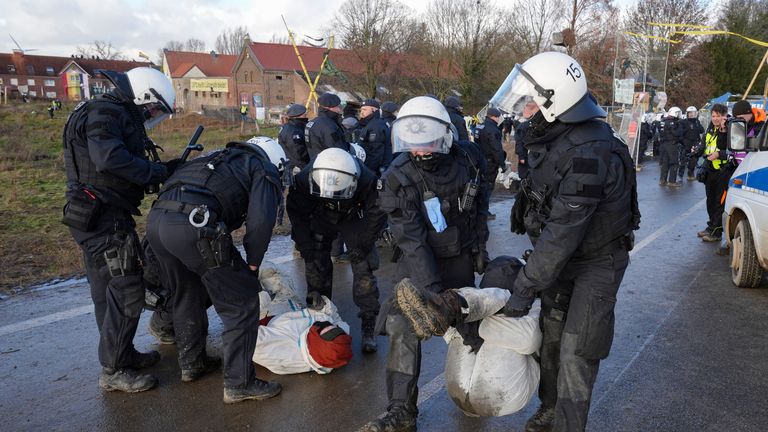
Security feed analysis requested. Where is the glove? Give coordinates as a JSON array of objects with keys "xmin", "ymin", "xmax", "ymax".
[
  {"xmin": 163, "ymin": 158, "xmax": 181, "ymax": 176},
  {"xmin": 503, "ymin": 292, "xmax": 534, "ymax": 318},
  {"xmin": 306, "ymin": 291, "xmax": 325, "ymax": 310},
  {"xmin": 473, "ymin": 247, "xmax": 489, "ymax": 274},
  {"xmin": 455, "ymin": 321, "xmax": 484, "ymax": 353}
]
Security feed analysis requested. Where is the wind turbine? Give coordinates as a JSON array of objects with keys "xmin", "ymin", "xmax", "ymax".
[{"xmin": 9, "ymin": 34, "xmax": 39, "ymax": 54}]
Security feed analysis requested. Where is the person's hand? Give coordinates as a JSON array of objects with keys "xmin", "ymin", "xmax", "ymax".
[
  {"xmin": 306, "ymin": 291, "xmax": 325, "ymax": 310},
  {"xmin": 503, "ymin": 292, "xmax": 534, "ymax": 317},
  {"xmin": 707, "ymin": 151, "xmax": 719, "ymax": 161},
  {"xmin": 473, "ymin": 248, "xmax": 489, "ymax": 274},
  {"xmin": 163, "ymin": 158, "xmax": 181, "ymax": 175}
]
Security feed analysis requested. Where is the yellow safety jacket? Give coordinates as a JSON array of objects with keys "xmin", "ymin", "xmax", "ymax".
[{"xmin": 703, "ymin": 131, "xmax": 722, "ymax": 170}]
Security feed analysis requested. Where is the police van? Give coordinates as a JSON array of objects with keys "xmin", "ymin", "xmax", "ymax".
[{"xmin": 724, "ymin": 120, "xmax": 768, "ymax": 287}]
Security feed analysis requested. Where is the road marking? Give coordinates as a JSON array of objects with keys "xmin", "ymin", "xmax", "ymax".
[
  {"xmin": 0, "ymin": 304, "xmax": 93, "ymax": 337},
  {"xmin": 629, "ymin": 200, "xmax": 706, "ymax": 257}
]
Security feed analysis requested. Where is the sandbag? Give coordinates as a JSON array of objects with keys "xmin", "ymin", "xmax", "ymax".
[{"xmin": 444, "ymin": 299, "xmax": 541, "ymax": 417}]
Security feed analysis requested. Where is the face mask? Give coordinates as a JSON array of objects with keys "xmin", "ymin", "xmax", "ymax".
[{"xmin": 423, "ymin": 193, "xmax": 447, "ymax": 233}]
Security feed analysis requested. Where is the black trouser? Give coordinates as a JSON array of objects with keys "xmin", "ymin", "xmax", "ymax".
[
  {"xmin": 146, "ymin": 210, "xmax": 262, "ymax": 388},
  {"xmin": 659, "ymin": 142, "xmax": 679, "ymax": 183},
  {"xmin": 70, "ymin": 210, "xmax": 145, "ymax": 371},
  {"xmin": 677, "ymin": 145, "xmax": 696, "ymax": 178},
  {"xmin": 485, "ymin": 163, "xmax": 499, "ymax": 206},
  {"xmin": 305, "ymin": 242, "xmax": 381, "ymax": 319},
  {"xmin": 385, "ymin": 251, "xmax": 475, "ymax": 414},
  {"xmin": 704, "ymin": 169, "xmax": 729, "ymax": 235},
  {"xmin": 637, "ymin": 139, "xmax": 648, "ymax": 164},
  {"xmin": 537, "ymin": 248, "xmax": 629, "ymax": 432}
]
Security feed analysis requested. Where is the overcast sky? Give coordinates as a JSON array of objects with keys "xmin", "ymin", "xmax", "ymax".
[{"xmin": 1, "ymin": 0, "xmax": 636, "ymax": 61}]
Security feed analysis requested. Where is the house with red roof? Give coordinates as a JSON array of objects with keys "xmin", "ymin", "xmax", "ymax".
[{"xmin": 162, "ymin": 50, "xmax": 239, "ymax": 113}]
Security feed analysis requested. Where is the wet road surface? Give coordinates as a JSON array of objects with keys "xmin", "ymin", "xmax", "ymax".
[{"xmin": 2, "ymin": 161, "xmax": 768, "ymax": 431}]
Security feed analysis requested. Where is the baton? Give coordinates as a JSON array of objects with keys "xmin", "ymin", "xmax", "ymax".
[{"xmin": 180, "ymin": 125, "xmax": 205, "ymax": 163}]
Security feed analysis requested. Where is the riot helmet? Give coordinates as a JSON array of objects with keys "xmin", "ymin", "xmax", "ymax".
[
  {"xmin": 126, "ymin": 67, "xmax": 175, "ymax": 129},
  {"xmin": 391, "ymin": 96, "xmax": 453, "ymax": 155},
  {"xmin": 686, "ymin": 106, "xmax": 697, "ymax": 118},
  {"xmin": 350, "ymin": 142, "xmax": 367, "ymax": 162},
  {"xmin": 240, "ymin": 136, "xmax": 288, "ymax": 173},
  {"xmin": 310, "ymin": 148, "xmax": 360, "ymax": 200},
  {"xmin": 490, "ymin": 51, "xmax": 605, "ymax": 123},
  {"xmin": 667, "ymin": 106, "xmax": 682, "ymax": 118}
]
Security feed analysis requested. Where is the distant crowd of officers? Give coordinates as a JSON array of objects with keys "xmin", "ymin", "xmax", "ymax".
[
  {"xmin": 62, "ymin": 50, "xmax": 641, "ymax": 432},
  {"xmin": 637, "ymin": 100, "xmax": 765, "ymax": 245}
]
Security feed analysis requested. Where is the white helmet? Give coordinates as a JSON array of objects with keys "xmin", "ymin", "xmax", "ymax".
[
  {"xmin": 125, "ymin": 67, "xmax": 175, "ymax": 129},
  {"xmin": 243, "ymin": 136, "xmax": 287, "ymax": 173},
  {"xmin": 350, "ymin": 142, "xmax": 367, "ymax": 162},
  {"xmin": 686, "ymin": 106, "xmax": 698, "ymax": 117},
  {"xmin": 490, "ymin": 51, "xmax": 605, "ymax": 123},
  {"xmin": 310, "ymin": 148, "xmax": 360, "ymax": 199},
  {"xmin": 667, "ymin": 106, "xmax": 682, "ymax": 118},
  {"xmin": 392, "ymin": 96, "xmax": 454, "ymax": 154}
]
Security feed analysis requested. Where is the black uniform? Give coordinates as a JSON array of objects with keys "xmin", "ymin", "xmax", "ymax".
[
  {"xmin": 638, "ymin": 121, "xmax": 653, "ymax": 164},
  {"xmin": 381, "ymin": 111, "xmax": 396, "ymax": 165},
  {"xmin": 473, "ymin": 116, "xmax": 506, "ymax": 195},
  {"xmin": 377, "ymin": 142, "xmax": 490, "ymax": 417},
  {"xmin": 358, "ymin": 110, "xmax": 390, "ymax": 175},
  {"xmin": 305, "ymin": 109, "xmax": 350, "ymax": 160},
  {"xmin": 515, "ymin": 120, "xmax": 531, "ymax": 178},
  {"xmin": 678, "ymin": 117, "xmax": 704, "ymax": 179},
  {"xmin": 509, "ymin": 117, "xmax": 639, "ymax": 431},
  {"xmin": 62, "ymin": 91, "xmax": 168, "ymax": 373},
  {"xmin": 146, "ymin": 144, "xmax": 281, "ymax": 389},
  {"xmin": 286, "ymin": 160, "xmax": 386, "ymax": 320},
  {"xmin": 658, "ymin": 116, "xmax": 684, "ymax": 184},
  {"xmin": 446, "ymin": 106, "xmax": 469, "ymax": 142},
  {"xmin": 651, "ymin": 119, "xmax": 662, "ymax": 157},
  {"xmin": 278, "ymin": 118, "xmax": 310, "ymax": 170}
]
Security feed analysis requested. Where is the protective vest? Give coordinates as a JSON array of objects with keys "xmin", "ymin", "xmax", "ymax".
[
  {"xmin": 63, "ymin": 96, "xmax": 147, "ymax": 209},
  {"xmin": 524, "ymin": 120, "xmax": 639, "ymax": 256},
  {"xmin": 240, "ymin": 105, "xmax": 247, "ymax": 115},
  {"xmin": 387, "ymin": 144, "xmax": 482, "ymax": 256},
  {"xmin": 159, "ymin": 147, "xmax": 271, "ymax": 228},
  {"xmin": 704, "ymin": 131, "xmax": 723, "ymax": 170}
]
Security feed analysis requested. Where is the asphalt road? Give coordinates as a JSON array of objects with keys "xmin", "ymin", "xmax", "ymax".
[{"xmin": 1, "ymin": 160, "xmax": 767, "ymax": 432}]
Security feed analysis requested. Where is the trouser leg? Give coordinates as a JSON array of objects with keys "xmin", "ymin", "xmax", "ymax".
[
  {"xmin": 687, "ymin": 155, "xmax": 697, "ymax": 177},
  {"xmin": 664, "ymin": 145, "xmax": 678, "ymax": 183},
  {"xmin": 677, "ymin": 146, "xmax": 687, "ymax": 178},
  {"xmin": 305, "ymin": 249, "xmax": 333, "ymax": 299},
  {"xmin": 705, "ymin": 171, "xmax": 726, "ymax": 233},
  {"xmin": 385, "ymin": 312, "xmax": 421, "ymax": 414},
  {"xmin": 553, "ymin": 250, "xmax": 629, "ymax": 432},
  {"xmin": 659, "ymin": 149, "xmax": 669, "ymax": 182},
  {"xmin": 351, "ymin": 248, "xmax": 381, "ymax": 319},
  {"xmin": 538, "ymin": 282, "xmax": 573, "ymax": 409}
]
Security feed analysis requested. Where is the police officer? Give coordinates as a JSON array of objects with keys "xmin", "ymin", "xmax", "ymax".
[
  {"xmin": 278, "ymin": 103, "xmax": 310, "ymax": 171},
  {"xmin": 638, "ymin": 113, "xmax": 654, "ymax": 165},
  {"xmin": 358, "ymin": 99, "xmax": 390, "ymax": 176},
  {"xmin": 658, "ymin": 107, "xmax": 684, "ymax": 186},
  {"xmin": 61, "ymin": 67, "xmax": 175, "ymax": 392},
  {"xmin": 497, "ymin": 52, "xmax": 640, "ymax": 432},
  {"xmin": 444, "ymin": 95, "xmax": 469, "ymax": 142},
  {"xmin": 362, "ymin": 96, "xmax": 490, "ymax": 432},
  {"xmin": 515, "ymin": 100, "xmax": 540, "ymax": 180},
  {"xmin": 678, "ymin": 106, "xmax": 704, "ymax": 181},
  {"xmin": 306, "ymin": 92, "xmax": 350, "ymax": 160},
  {"xmin": 473, "ymin": 107, "xmax": 506, "ymax": 217},
  {"xmin": 287, "ymin": 148, "xmax": 386, "ymax": 353},
  {"xmin": 146, "ymin": 137, "xmax": 285, "ymax": 403}
]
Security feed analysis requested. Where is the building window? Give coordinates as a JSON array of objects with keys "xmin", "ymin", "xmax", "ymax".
[
  {"xmin": 195, "ymin": 91, "xmax": 199, "ymax": 97},
  {"xmin": 249, "ymin": 71, "xmax": 254, "ymax": 82},
  {"xmin": 10, "ymin": 78, "xmax": 18, "ymax": 86},
  {"xmin": 46, "ymin": 67, "xmax": 55, "ymax": 75},
  {"xmin": 276, "ymin": 95, "xmax": 284, "ymax": 100},
  {"xmin": 27, "ymin": 65, "xmax": 35, "ymax": 74},
  {"xmin": 29, "ymin": 90, "xmax": 37, "ymax": 97},
  {"xmin": 202, "ymin": 92, "xmax": 207, "ymax": 98},
  {"xmin": 28, "ymin": 79, "xmax": 35, "ymax": 86},
  {"xmin": 276, "ymin": 75, "xmax": 282, "ymax": 80},
  {"xmin": 7, "ymin": 65, "xmax": 16, "ymax": 73},
  {"xmin": 44, "ymin": 80, "xmax": 55, "ymax": 87},
  {"xmin": 244, "ymin": 71, "xmax": 248, "ymax": 83},
  {"xmin": 46, "ymin": 91, "xmax": 57, "ymax": 98}
]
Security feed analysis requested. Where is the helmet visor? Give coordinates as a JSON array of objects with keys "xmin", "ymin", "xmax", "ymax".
[
  {"xmin": 392, "ymin": 115, "xmax": 452, "ymax": 154},
  {"xmin": 489, "ymin": 64, "xmax": 535, "ymax": 117},
  {"xmin": 310, "ymin": 168, "xmax": 358, "ymax": 199}
]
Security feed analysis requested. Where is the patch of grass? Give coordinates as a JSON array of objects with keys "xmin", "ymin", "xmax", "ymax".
[{"xmin": 0, "ymin": 102, "xmax": 280, "ymax": 292}]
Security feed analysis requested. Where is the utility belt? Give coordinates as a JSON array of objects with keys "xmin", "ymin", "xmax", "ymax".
[
  {"xmin": 577, "ymin": 233, "xmax": 633, "ymax": 258},
  {"xmin": 153, "ymin": 199, "xmax": 233, "ymax": 270}
]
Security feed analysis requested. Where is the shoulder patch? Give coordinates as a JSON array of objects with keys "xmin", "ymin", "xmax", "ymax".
[{"xmin": 572, "ymin": 157, "xmax": 599, "ymax": 174}]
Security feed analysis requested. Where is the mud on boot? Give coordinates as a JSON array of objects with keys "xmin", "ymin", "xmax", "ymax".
[
  {"xmin": 359, "ymin": 406, "xmax": 417, "ymax": 432},
  {"xmin": 394, "ymin": 278, "xmax": 460, "ymax": 339},
  {"xmin": 361, "ymin": 316, "xmax": 378, "ymax": 353},
  {"xmin": 223, "ymin": 379, "xmax": 282, "ymax": 404},
  {"xmin": 525, "ymin": 405, "xmax": 555, "ymax": 432},
  {"xmin": 99, "ymin": 368, "xmax": 157, "ymax": 393},
  {"xmin": 181, "ymin": 355, "xmax": 222, "ymax": 382},
  {"xmin": 127, "ymin": 349, "xmax": 161, "ymax": 369},
  {"xmin": 147, "ymin": 323, "xmax": 175, "ymax": 345}
]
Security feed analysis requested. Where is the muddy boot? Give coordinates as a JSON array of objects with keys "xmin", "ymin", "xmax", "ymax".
[
  {"xmin": 148, "ymin": 323, "xmax": 175, "ymax": 345},
  {"xmin": 525, "ymin": 405, "xmax": 555, "ymax": 432},
  {"xmin": 361, "ymin": 317, "xmax": 378, "ymax": 353},
  {"xmin": 223, "ymin": 379, "xmax": 282, "ymax": 404},
  {"xmin": 127, "ymin": 349, "xmax": 161, "ymax": 369},
  {"xmin": 697, "ymin": 229, "xmax": 711, "ymax": 237},
  {"xmin": 395, "ymin": 278, "xmax": 460, "ymax": 339},
  {"xmin": 181, "ymin": 355, "xmax": 222, "ymax": 382},
  {"xmin": 99, "ymin": 368, "xmax": 157, "ymax": 393},
  {"xmin": 359, "ymin": 405, "xmax": 417, "ymax": 432},
  {"xmin": 702, "ymin": 233, "xmax": 722, "ymax": 243}
]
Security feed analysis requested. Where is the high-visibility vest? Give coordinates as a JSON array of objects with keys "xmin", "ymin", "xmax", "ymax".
[
  {"xmin": 704, "ymin": 131, "xmax": 722, "ymax": 170},
  {"xmin": 240, "ymin": 105, "xmax": 248, "ymax": 115}
]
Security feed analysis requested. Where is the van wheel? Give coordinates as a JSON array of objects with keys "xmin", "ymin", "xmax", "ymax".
[{"xmin": 731, "ymin": 220, "xmax": 764, "ymax": 287}]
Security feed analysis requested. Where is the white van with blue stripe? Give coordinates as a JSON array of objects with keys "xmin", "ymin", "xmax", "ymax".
[{"xmin": 724, "ymin": 120, "xmax": 768, "ymax": 286}]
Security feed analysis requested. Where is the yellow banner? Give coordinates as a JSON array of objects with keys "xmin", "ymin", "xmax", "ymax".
[
  {"xmin": 190, "ymin": 78, "xmax": 229, "ymax": 93},
  {"xmin": 647, "ymin": 22, "xmax": 712, "ymax": 29},
  {"xmin": 673, "ymin": 30, "xmax": 768, "ymax": 48},
  {"xmin": 623, "ymin": 31, "xmax": 680, "ymax": 44}
]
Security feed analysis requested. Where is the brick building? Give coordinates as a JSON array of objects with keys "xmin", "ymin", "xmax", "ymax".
[{"xmin": 162, "ymin": 50, "xmax": 238, "ymax": 113}]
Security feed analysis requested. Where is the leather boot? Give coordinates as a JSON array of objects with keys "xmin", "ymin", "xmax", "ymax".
[
  {"xmin": 181, "ymin": 355, "xmax": 221, "ymax": 382},
  {"xmin": 223, "ymin": 379, "xmax": 282, "ymax": 404},
  {"xmin": 99, "ymin": 368, "xmax": 157, "ymax": 393},
  {"xmin": 359, "ymin": 405, "xmax": 417, "ymax": 432},
  {"xmin": 394, "ymin": 278, "xmax": 460, "ymax": 339},
  {"xmin": 361, "ymin": 317, "xmax": 378, "ymax": 353},
  {"xmin": 525, "ymin": 405, "xmax": 555, "ymax": 432}
]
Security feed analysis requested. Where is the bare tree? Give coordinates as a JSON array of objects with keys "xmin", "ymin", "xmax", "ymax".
[
  {"xmin": 216, "ymin": 26, "xmax": 250, "ymax": 54},
  {"xmin": 506, "ymin": 0, "xmax": 563, "ymax": 60},
  {"xmin": 184, "ymin": 38, "xmax": 206, "ymax": 52},
  {"xmin": 76, "ymin": 40, "xmax": 125, "ymax": 60},
  {"xmin": 269, "ymin": 33, "xmax": 290, "ymax": 45},
  {"xmin": 333, "ymin": 0, "xmax": 419, "ymax": 98}
]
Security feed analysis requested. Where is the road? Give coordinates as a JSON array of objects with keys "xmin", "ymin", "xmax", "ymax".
[{"xmin": 1, "ymin": 161, "xmax": 768, "ymax": 432}]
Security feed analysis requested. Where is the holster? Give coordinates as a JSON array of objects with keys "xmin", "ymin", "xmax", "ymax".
[
  {"xmin": 196, "ymin": 222, "xmax": 233, "ymax": 270},
  {"xmin": 103, "ymin": 231, "xmax": 141, "ymax": 277}
]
